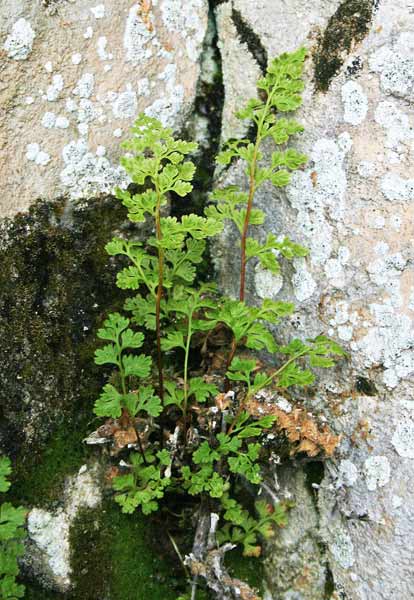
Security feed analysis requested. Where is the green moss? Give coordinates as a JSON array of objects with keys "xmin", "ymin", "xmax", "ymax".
[
  {"xmin": 231, "ymin": 8, "xmax": 267, "ymax": 73},
  {"xmin": 313, "ymin": 0, "xmax": 376, "ymax": 91},
  {"xmin": 9, "ymin": 417, "xmax": 91, "ymax": 507},
  {"xmin": 0, "ymin": 196, "xmax": 131, "ymax": 462},
  {"xmin": 226, "ymin": 549, "xmax": 264, "ymax": 595},
  {"xmin": 24, "ymin": 583, "xmax": 61, "ymax": 599},
  {"xmin": 69, "ymin": 502, "xmax": 188, "ymax": 600}
]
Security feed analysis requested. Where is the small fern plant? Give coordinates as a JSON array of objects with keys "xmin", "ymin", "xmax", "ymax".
[
  {"xmin": 92, "ymin": 47, "xmax": 344, "ymax": 594},
  {"xmin": 0, "ymin": 457, "xmax": 26, "ymax": 600}
]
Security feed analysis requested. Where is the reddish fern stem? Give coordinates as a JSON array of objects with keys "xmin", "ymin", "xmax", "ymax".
[
  {"xmin": 224, "ymin": 142, "xmax": 259, "ymax": 381},
  {"xmin": 155, "ymin": 184, "xmax": 164, "ymax": 401}
]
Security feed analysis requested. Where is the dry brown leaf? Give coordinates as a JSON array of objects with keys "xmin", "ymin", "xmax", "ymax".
[
  {"xmin": 247, "ymin": 398, "xmax": 340, "ymax": 457},
  {"xmin": 138, "ymin": 0, "xmax": 153, "ymax": 32},
  {"xmin": 106, "ymin": 466, "xmax": 120, "ymax": 482},
  {"xmin": 113, "ymin": 426, "xmax": 138, "ymax": 451}
]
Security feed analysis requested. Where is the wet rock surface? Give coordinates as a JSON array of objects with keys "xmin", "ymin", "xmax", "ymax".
[{"xmin": 0, "ymin": 196, "xmax": 129, "ymax": 455}]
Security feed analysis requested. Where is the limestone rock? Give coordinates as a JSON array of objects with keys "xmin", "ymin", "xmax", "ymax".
[
  {"xmin": 215, "ymin": 2, "xmax": 261, "ymax": 142},
  {"xmin": 263, "ymin": 467, "xmax": 326, "ymax": 600},
  {"xmin": 213, "ymin": 0, "xmax": 414, "ymax": 598},
  {"xmin": 2, "ymin": 0, "xmax": 414, "ymax": 598},
  {"xmin": 0, "ymin": 0, "xmax": 208, "ymax": 216},
  {"xmin": 24, "ymin": 463, "xmax": 102, "ymax": 592}
]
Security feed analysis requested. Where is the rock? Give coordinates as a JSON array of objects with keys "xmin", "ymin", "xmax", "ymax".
[
  {"xmin": 213, "ymin": 0, "xmax": 414, "ymax": 598},
  {"xmin": 1, "ymin": 0, "xmax": 414, "ymax": 598},
  {"xmin": 0, "ymin": 0, "xmax": 208, "ymax": 216},
  {"xmin": 0, "ymin": 196, "xmax": 129, "ymax": 454},
  {"xmin": 264, "ymin": 466, "xmax": 326, "ymax": 600},
  {"xmin": 215, "ymin": 2, "xmax": 261, "ymax": 142},
  {"xmin": 24, "ymin": 463, "xmax": 102, "ymax": 592}
]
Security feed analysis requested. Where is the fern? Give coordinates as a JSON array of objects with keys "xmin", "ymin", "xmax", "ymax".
[
  {"xmin": 0, "ymin": 457, "xmax": 26, "ymax": 600},
  {"xmin": 91, "ymin": 47, "xmax": 345, "ymax": 597}
]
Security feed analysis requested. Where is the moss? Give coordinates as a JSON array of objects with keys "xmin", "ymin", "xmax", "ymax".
[
  {"xmin": 24, "ymin": 582, "xmax": 61, "ymax": 599},
  {"xmin": 324, "ymin": 564, "xmax": 335, "ymax": 598},
  {"xmin": 69, "ymin": 502, "xmax": 188, "ymax": 600},
  {"xmin": 9, "ymin": 417, "xmax": 91, "ymax": 507},
  {"xmin": 355, "ymin": 377, "xmax": 377, "ymax": 396},
  {"xmin": 0, "ymin": 196, "xmax": 132, "ymax": 463},
  {"xmin": 313, "ymin": 0, "xmax": 376, "ymax": 91},
  {"xmin": 231, "ymin": 8, "xmax": 268, "ymax": 74},
  {"xmin": 226, "ymin": 549, "xmax": 264, "ymax": 594}
]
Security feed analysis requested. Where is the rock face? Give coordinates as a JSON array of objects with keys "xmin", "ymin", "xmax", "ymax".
[
  {"xmin": 0, "ymin": 0, "xmax": 208, "ymax": 215},
  {"xmin": 24, "ymin": 464, "xmax": 102, "ymax": 591},
  {"xmin": 1, "ymin": 1, "xmax": 414, "ymax": 599},
  {"xmin": 214, "ymin": 1, "xmax": 414, "ymax": 599}
]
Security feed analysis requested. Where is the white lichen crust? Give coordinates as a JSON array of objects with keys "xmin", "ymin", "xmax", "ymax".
[
  {"xmin": 26, "ymin": 464, "xmax": 102, "ymax": 591},
  {"xmin": 214, "ymin": 1, "xmax": 414, "ymax": 598},
  {"xmin": 0, "ymin": 0, "xmax": 209, "ymax": 214}
]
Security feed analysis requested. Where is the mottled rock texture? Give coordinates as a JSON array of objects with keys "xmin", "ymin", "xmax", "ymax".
[
  {"xmin": 24, "ymin": 463, "xmax": 102, "ymax": 591},
  {"xmin": 1, "ymin": 0, "xmax": 413, "ymax": 599},
  {"xmin": 1, "ymin": 0, "xmax": 208, "ymax": 214},
  {"xmin": 214, "ymin": 1, "xmax": 414, "ymax": 599}
]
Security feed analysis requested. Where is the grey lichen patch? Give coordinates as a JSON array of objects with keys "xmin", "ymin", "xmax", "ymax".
[
  {"xmin": 337, "ymin": 459, "xmax": 359, "ymax": 487},
  {"xmin": 3, "ymin": 18, "xmax": 35, "ymax": 60},
  {"xmin": 392, "ymin": 418, "xmax": 414, "ymax": 458},
  {"xmin": 364, "ymin": 455, "xmax": 390, "ymax": 491},
  {"xmin": 313, "ymin": 0, "xmax": 376, "ymax": 92},
  {"xmin": 381, "ymin": 173, "xmax": 414, "ymax": 202},
  {"xmin": 25, "ymin": 463, "xmax": 102, "ymax": 592},
  {"xmin": 369, "ymin": 32, "xmax": 414, "ymax": 102},
  {"xmin": 330, "ymin": 529, "xmax": 355, "ymax": 569},
  {"xmin": 123, "ymin": 3, "xmax": 156, "ymax": 64},
  {"xmin": 287, "ymin": 134, "xmax": 352, "ymax": 266},
  {"xmin": 374, "ymin": 100, "xmax": 414, "ymax": 152},
  {"xmin": 341, "ymin": 80, "xmax": 368, "ymax": 125},
  {"xmin": 160, "ymin": 0, "xmax": 207, "ymax": 60},
  {"xmin": 60, "ymin": 138, "xmax": 129, "ymax": 198}
]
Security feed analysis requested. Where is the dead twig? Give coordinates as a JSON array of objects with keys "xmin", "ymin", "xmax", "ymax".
[{"xmin": 185, "ymin": 501, "xmax": 262, "ymax": 600}]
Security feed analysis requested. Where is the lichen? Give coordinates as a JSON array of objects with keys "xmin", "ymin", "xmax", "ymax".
[
  {"xmin": 314, "ymin": 0, "xmax": 376, "ymax": 92},
  {"xmin": 330, "ymin": 530, "xmax": 354, "ymax": 569},
  {"xmin": 341, "ymin": 80, "xmax": 368, "ymax": 125},
  {"xmin": 369, "ymin": 32, "xmax": 414, "ymax": 101},
  {"xmin": 381, "ymin": 173, "xmax": 414, "ymax": 202},
  {"xmin": 24, "ymin": 464, "xmax": 101, "ymax": 591},
  {"xmin": 364, "ymin": 455, "xmax": 390, "ymax": 491},
  {"xmin": 392, "ymin": 418, "xmax": 414, "ymax": 458},
  {"xmin": 287, "ymin": 135, "xmax": 351, "ymax": 266},
  {"xmin": 90, "ymin": 4, "xmax": 106, "ymax": 19},
  {"xmin": 4, "ymin": 18, "xmax": 36, "ymax": 60},
  {"xmin": 45, "ymin": 74, "xmax": 64, "ymax": 102},
  {"xmin": 160, "ymin": 0, "xmax": 206, "ymax": 60},
  {"xmin": 374, "ymin": 100, "xmax": 413, "ymax": 151},
  {"xmin": 337, "ymin": 459, "xmax": 359, "ymax": 488},
  {"xmin": 123, "ymin": 3, "xmax": 155, "ymax": 64},
  {"xmin": 60, "ymin": 139, "xmax": 129, "ymax": 198}
]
